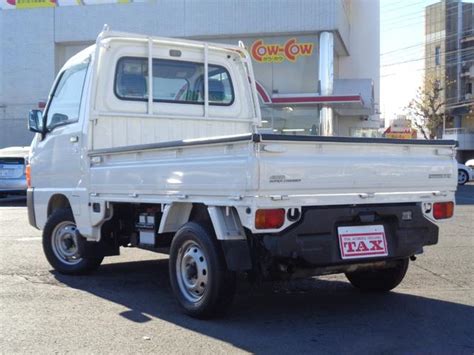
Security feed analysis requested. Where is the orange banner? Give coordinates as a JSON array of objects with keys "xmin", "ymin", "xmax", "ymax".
[{"xmin": 251, "ymin": 38, "xmax": 314, "ymax": 63}]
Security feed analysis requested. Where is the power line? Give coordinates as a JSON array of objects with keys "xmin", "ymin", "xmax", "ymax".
[
  {"xmin": 382, "ymin": 1, "xmax": 470, "ymax": 21},
  {"xmin": 381, "ymin": 47, "xmax": 474, "ymax": 68},
  {"xmin": 380, "ymin": 32, "xmax": 469, "ymax": 57},
  {"xmin": 382, "ymin": 6, "xmax": 472, "ymax": 32},
  {"xmin": 381, "ymin": 0, "xmax": 435, "ymax": 14},
  {"xmin": 382, "ymin": 1, "xmax": 466, "ymax": 24},
  {"xmin": 383, "ymin": 8, "xmax": 473, "ymax": 32},
  {"xmin": 380, "ymin": 56, "xmax": 474, "ymax": 78}
]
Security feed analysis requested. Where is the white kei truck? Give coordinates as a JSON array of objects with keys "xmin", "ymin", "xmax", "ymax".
[{"xmin": 27, "ymin": 28, "xmax": 458, "ymax": 318}]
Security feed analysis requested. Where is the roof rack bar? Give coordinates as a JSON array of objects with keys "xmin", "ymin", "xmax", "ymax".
[
  {"xmin": 204, "ymin": 42, "xmax": 209, "ymax": 119},
  {"xmin": 147, "ymin": 37, "xmax": 153, "ymax": 115}
]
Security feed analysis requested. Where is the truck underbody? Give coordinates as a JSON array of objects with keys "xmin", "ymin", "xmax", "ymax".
[{"xmin": 75, "ymin": 200, "xmax": 438, "ymax": 280}]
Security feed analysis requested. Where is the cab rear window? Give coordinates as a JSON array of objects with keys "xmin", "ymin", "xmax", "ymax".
[{"xmin": 115, "ymin": 57, "xmax": 234, "ymax": 106}]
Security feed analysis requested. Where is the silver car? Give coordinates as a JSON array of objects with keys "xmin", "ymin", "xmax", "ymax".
[
  {"xmin": 0, "ymin": 146, "xmax": 30, "ymax": 197},
  {"xmin": 458, "ymin": 163, "xmax": 473, "ymax": 185}
]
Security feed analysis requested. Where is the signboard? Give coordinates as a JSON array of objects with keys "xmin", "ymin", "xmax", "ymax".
[
  {"xmin": 383, "ymin": 117, "xmax": 418, "ymax": 139},
  {"xmin": 183, "ymin": 35, "xmax": 318, "ymax": 95},
  {"xmin": 246, "ymin": 36, "xmax": 317, "ymax": 94},
  {"xmin": 250, "ymin": 38, "xmax": 314, "ymax": 63},
  {"xmin": 385, "ymin": 131, "xmax": 417, "ymax": 139},
  {"xmin": 1, "ymin": 0, "xmax": 134, "ymax": 9},
  {"xmin": 6, "ymin": 0, "xmax": 55, "ymax": 8}
]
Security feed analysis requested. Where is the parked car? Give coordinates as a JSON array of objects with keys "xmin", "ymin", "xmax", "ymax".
[
  {"xmin": 464, "ymin": 159, "xmax": 474, "ymax": 169},
  {"xmin": 458, "ymin": 163, "xmax": 473, "ymax": 185},
  {"xmin": 0, "ymin": 146, "xmax": 30, "ymax": 197},
  {"xmin": 27, "ymin": 29, "xmax": 458, "ymax": 318}
]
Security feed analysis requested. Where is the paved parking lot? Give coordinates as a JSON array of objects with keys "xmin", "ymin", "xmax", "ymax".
[{"xmin": 0, "ymin": 185, "xmax": 473, "ymax": 354}]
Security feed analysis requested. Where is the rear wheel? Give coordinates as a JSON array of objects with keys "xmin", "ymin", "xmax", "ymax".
[
  {"xmin": 169, "ymin": 222, "xmax": 236, "ymax": 318},
  {"xmin": 43, "ymin": 208, "xmax": 103, "ymax": 275},
  {"xmin": 345, "ymin": 258, "xmax": 409, "ymax": 292},
  {"xmin": 458, "ymin": 169, "xmax": 469, "ymax": 185}
]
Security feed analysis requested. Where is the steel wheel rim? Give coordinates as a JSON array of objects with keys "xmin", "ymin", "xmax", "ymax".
[
  {"xmin": 176, "ymin": 241, "xmax": 209, "ymax": 303},
  {"xmin": 51, "ymin": 221, "xmax": 82, "ymax": 265},
  {"xmin": 458, "ymin": 171, "xmax": 467, "ymax": 184}
]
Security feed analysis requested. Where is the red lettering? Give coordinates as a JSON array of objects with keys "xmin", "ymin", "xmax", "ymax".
[
  {"xmin": 300, "ymin": 43, "xmax": 313, "ymax": 55},
  {"xmin": 284, "ymin": 38, "xmax": 297, "ymax": 61},
  {"xmin": 369, "ymin": 240, "xmax": 384, "ymax": 251},
  {"xmin": 267, "ymin": 45, "xmax": 280, "ymax": 55},
  {"xmin": 356, "ymin": 241, "xmax": 369, "ymax": 252},
  {"xmin": 344, "ymin": 241, "xmax": 356, "ymax": 253},
  {"xmin": 251, "ymin": 40, "xmax": 264, "ymax": 62},
  {"xmin": 252, "ymin": 39, "xmax": 314, "ymax": 63}
]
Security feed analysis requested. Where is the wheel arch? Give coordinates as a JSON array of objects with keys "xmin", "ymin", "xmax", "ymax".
[
  {"xmin": 158, "ymin": 202, "xmax": 252, "ymax": 271},
  {"xmin": 47, "ymin": 194, "xmax": 72, "ymax": 218},
  {"xmin": 158, "ymin": 202, "xmax": 247, "ymax": 240}
]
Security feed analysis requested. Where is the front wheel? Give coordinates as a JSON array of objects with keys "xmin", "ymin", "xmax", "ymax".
[
  {"xmin": 345, "ymin": 258, "xmax": 409, "ymax": 292},
  {"xmin": 458, "ymin": 169, "xmax": 469, "ymax": 185},
  {"xmin": 169, "ymin": 222, "xmax": 236, "ymax": 318},
  {"xmin": 43, "ymin": 208, "xmax": 103, "ymax": 275}
]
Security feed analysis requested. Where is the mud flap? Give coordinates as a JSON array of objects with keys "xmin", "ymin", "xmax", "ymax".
[
  {"xmin": 76, "ymin": 231, "xmax": 119, "ymax": 258},
  {"xmin": 220, "ymin": 240, "xmax": 252, "ymax": 271}
]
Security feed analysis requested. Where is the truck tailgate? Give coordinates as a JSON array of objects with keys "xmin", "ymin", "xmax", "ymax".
[{"xmin": 256, "ymin": 135, "xmax": 457, "ymax": 204}]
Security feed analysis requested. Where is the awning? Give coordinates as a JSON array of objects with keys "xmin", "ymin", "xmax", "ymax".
[{"xmin": 255, "ymin": 81, "xmax": 374, "ymax": 116}]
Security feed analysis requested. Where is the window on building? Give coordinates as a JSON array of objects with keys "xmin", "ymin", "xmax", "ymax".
[
  {"xmin": 45, "ymin": 61, "xmax": 89, "ymax": 131},
  {"xmin": 350, "ymin": 128, "xmax": 381, "ymax": 138},
  {"xmin": 435, "ymin": 46, "xmax": 441, "ymax": 66},
  {"xmin": 466, "ymin": 82, "xmax": 472, "ymax": 95},
  {"xmin": 115, "ymin": 57, "xmax": 234, "ymax": 106},
  {"xmin": 259, "ymin": 104, "xmax": 320, "ymax": 136}
]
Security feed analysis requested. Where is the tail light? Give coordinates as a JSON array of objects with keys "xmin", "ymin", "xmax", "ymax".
[
  {"xmin": 255, "ymin": 209, "xmax": 285, "ymax": 229},
  {"xmin": 26, "ymin": 164, "xmax": 31, "ymax": 188},
  {"xmin": 433, "ymin": 202, "xmax": 454, "ymax": 220}
]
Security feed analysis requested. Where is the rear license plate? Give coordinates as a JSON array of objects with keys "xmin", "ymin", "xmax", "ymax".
[
  {"xmin": 338, "ymin": 225, "xmax": 388, "ymax": 260},
  {"xmin": 0, "ymin": 165, "xmax": 21, "ymax": 178},
  {"xmin": 0, "ymin": 169, "xmax": 14, "ymax": 178}
]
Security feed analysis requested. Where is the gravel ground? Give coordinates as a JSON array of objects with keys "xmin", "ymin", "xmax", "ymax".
[{"xmin": 0, "ymin": 185, "xmax": 473, "ymax": 354}]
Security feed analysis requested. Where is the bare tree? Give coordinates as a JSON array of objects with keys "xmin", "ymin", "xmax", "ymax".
[{"xmin": 406, "ymin": 76, "xmax": 445, "ymax": 139}]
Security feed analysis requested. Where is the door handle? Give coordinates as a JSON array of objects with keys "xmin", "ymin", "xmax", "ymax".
[{"xmin": 70, "ymin": 136, "xmax": 79, "ymax": 143}]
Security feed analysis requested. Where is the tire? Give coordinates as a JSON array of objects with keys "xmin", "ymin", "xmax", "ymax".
[
  {"xmin": 169, "ymin": 222, "xmax": 236, "ymax": 318},
  {"xmin": 43, "ymin": 208, "xmax": 103, "ymax": 275},
  {"xmin": 458, "ymin": 169, "xmax": 469, "ymax": 185},
  {"xmin": 345, "ymin": 258, "xmax": 409, "ymax": 292}
]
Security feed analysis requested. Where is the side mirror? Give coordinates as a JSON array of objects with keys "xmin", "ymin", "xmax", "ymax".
[{"xmin": 28, "ymin": 110, "xmax": 44, "ymax": 133}]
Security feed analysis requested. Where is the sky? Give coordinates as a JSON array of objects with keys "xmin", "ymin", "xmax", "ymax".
[{"xmin": 380, "ymin": 0, "xmax": 440, "ymax": 125}]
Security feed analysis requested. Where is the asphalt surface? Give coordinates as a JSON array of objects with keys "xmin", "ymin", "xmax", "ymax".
[{"xmin": 0, "ymin": 185, "xmax": 473, "ymax": 354}]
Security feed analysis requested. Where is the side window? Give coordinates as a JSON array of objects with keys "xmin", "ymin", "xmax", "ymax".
[
  {"xmin": 207, "ymin": 70, "xmax": 233, "ymax": 104},
  {"xmin": 115, "ymin": 57, "xmax": 234, "ymax": 106},
  {"xmin": 46, "ymin": 61, "xmax": 88, "ymax": 130}
]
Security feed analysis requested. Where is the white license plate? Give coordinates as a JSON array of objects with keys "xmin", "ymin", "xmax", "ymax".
[
  {"xmin": 0, "ymin": 169, "xmax": 14, "ymax": 178},
  {"xmin": 0, "ymin": 165, "xmax": 22, "ymax": 178},
  {"xmin": 338, "ymin": 225, "xmax": 388, "ymax": 260}
]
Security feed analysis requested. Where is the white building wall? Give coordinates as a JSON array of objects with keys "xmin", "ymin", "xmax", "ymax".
[
  {"xmin": 0, "ymin": 9, "xmax": 56, "ymax": 147},
  {"xmin": 337, "ymin": 0, "xmax": 380, "ymax": 136},
  {"xmin": 0, "ymin": 0, "xmax": 380, "ymax": 147}
]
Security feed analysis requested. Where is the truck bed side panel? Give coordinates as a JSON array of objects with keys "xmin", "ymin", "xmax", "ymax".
[{"xmin": 257, "ymin": 139, "xmax": 457, "ymax": 201}]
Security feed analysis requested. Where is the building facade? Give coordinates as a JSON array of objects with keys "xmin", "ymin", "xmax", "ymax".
[
  {"xmin": 425, "ymin": 0, "xmax": 474, "ymax": 162},
  {"xmin": 0, "ymin": 0, "xmax": 380, "ymax": 148}
]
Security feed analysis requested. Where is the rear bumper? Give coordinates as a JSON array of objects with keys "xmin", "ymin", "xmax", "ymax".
[
  {"xmin": 261, "ymin": 203, "xmax": 438, "ymax": 267},
  {"xmin": 27, "ymin": 188, "xmax": 38, "ymax": 229},
  {"xmin": 0, "ymin": 177, "xmax": 27, "ymax": 193}
]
